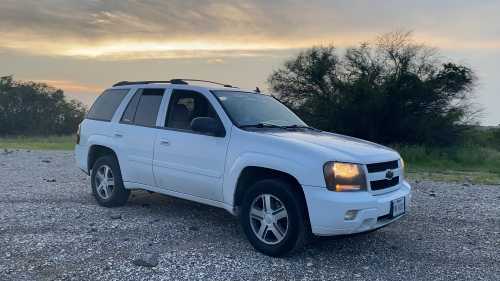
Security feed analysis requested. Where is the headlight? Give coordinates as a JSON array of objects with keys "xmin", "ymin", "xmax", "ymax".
[{"xmin": 323, "ymin": 162, "xmax": 367, "ymax": 192}]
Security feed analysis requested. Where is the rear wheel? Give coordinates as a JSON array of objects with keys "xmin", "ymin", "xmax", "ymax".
[
  {"xmin": 240, "ymin": 179, "xmax": 309, "ymax": 256},
  {"xmin": 91, "ymin": 155, "xmax": 130, "ymax": 207}
]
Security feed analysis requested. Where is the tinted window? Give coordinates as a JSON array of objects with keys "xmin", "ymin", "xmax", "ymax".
[
  {"xmin": 87, "ymin": 89, "xmax": 129, "ymax": 121},
  {"xmin": 165, "ymin": 90, "xmax": 219, "ymax": 131},
  {"xmin": 120, "ymin": 91, "xmax": 141, "ymax": 123},
  {"xmin": 133, "ymin": 89, "xmax": 164, "ymax": 127}
]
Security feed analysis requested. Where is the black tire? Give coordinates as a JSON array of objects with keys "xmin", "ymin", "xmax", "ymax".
[
  {"xmin": 91, "ymin": 155, "xmax": 130, "ymax": 207},
  {"xmin": 240, "ymin": 178, "xmax": 310, "ymax": 257}
]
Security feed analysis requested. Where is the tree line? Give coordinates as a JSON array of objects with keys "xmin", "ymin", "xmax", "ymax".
[
  {"xmin": 0, "ymin": 76, "xmax": 86, "ymax": 135},
  {"xmin": 268, "ymin": 32, "xmax": 477, "ymax": 145}
]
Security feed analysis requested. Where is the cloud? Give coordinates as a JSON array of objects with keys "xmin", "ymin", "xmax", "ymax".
[
  {"xmin": 32, "ymin": 79, "xmax": 103, "ymax": 94},
  {"xmin": 0, "ymin": 0, "xmax": 499, "ymax": 59}
]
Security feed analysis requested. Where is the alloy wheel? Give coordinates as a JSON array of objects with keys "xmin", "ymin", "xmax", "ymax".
[{"xmin": 249, "ymin": 194, "xmax": 289, "ymax": 245}]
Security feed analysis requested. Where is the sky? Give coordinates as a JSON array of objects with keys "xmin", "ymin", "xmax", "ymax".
[{"xmin": 1, "ymin": 0, "xmax": 499, "ymax": 125}]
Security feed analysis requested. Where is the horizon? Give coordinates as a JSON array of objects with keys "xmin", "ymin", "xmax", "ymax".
[{"xmin": 2, "ymin": 0, "xmax": 499, "ymax": 125}]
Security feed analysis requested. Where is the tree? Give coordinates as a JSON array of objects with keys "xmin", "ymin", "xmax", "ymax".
[
  {"xmin": 0, "ymin": 76, "xmax": 87, "ymax": 135},
  {"xmin": 268, "ymin": 31, "xmax": 477, "ymax": 145}
]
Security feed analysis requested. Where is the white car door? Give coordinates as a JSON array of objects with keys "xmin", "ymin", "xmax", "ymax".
[
  {"xmin": 153, "ymin": 88, "xmax": 230, "ymax": 201},
  {"xmin": 114, "ymin": 88, "xmax": 167, "ymax": 187}
]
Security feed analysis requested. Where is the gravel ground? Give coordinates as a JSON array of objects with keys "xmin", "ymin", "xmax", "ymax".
[{"xmin": 0, "ymin": 150, "xmax": 499, "ymax": 281}]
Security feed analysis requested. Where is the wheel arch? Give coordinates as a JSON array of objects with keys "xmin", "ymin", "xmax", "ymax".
[
  {"xmin": 87, "ymin": 144, "xmax": 119, "ymax": 172},
  {"xmin": 232, "ymin": 166, "xmax": 310, "ymax": 224}
]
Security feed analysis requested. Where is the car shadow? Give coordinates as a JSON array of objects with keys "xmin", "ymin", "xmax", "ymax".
[{"xmin": 121, "ymin": 189, "xmax": 399, "ymax": 258}]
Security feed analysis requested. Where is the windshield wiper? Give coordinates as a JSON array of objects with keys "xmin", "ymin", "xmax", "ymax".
[
  {"xmin": 282, "ymin": 124, "xmax": 320, "ymax": 131},
  {"xmin": 239, "ymin": 123, "xmax": 286, "ymax": 129},
  {"xmin": 239, "ymin": 123, "xmax": 319, "ymax": 131}
]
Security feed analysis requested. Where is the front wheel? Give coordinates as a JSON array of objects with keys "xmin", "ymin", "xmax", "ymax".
[
  {"xmin": 240, "ymin": 179, "xmax": 310, "ymax": 256},
  {"xmin": 91, "ymin": 155, "xmax": 130, "ymax": 207}
]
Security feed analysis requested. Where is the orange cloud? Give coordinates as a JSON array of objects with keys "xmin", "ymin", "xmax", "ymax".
[{"xmin": 33, "ymin": 79, "xmax": 103, "ymax": 94}]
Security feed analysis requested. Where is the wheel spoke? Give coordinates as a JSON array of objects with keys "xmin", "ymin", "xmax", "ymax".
[
  {"xmin": 270, "ymin": 224, "xmax": 284, "ymax": 241},
  {"xmin": 106, "ymin": 178, "xmax": 115, "ymax": 186},
  {"xmin": 97, "ymin": 183, "xmax": 104, "ymax": 193},
  {"xmin": 104, "ymin": 166, "xmax": 111, "ymax": 179},
  {"xmin": 257, "ymin": 223, "xmax": 268, "ymax": 239},
  {"xmin": 96, "ymin": 170, "xmax": 105, "ymax": 181},
  {"xmin": 250, "ymin": 207, "xmax": 264, "ymax": 221},
  {"xmin": 263, "ymin": 194, "xmax": 272, "ymax": 213},
  {"xmin": 102, "ymin": 184, "xmax": 110, "ymax": 198},
  {"xmin": 273, "ymin": 207, "xmax": 287, "ymax": 221}
]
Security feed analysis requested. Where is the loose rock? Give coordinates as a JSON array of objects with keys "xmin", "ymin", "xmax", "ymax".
[{"xmin": 132, "ymin": 253, "xmax": 159, "ymax": 268}]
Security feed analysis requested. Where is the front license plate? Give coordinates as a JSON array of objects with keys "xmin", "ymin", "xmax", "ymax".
[{"xmin": 391, "ymin": 197, "xmax": 405, "ymax": 217}]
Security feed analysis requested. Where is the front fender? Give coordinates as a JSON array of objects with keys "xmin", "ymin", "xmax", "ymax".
[{"xmin": 222, "ymin": 152, "xmax": 324, "ymax": 206}]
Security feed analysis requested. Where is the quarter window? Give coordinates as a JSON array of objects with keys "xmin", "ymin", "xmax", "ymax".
[{"xmin": 87, "ymin": 89, "xmax": 129, "ymax": 121}]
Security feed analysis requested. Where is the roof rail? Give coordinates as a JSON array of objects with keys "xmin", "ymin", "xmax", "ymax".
[
  {"xmin": 112, "ymin": 79, "xmax": 236, "ymax": 88},
  {"xmin": 113, "ymin": 80, "xmax": 173, "ymax": 87},
  {"xmin": 172, "ymin": 79, "xmax": 236, "ymax": 88}
]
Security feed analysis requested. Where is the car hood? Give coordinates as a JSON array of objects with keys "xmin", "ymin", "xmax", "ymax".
[{"xmin": 263, "ymin": 129, "xmax": 400, "ymax": 163}]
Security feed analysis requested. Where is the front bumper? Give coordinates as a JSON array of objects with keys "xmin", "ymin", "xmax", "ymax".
[{"xmin": 303, "ymin": 181, "xmax": 411, "ymax": 236}]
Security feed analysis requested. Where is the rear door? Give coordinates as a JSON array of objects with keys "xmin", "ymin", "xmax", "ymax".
[
  {"xmin": 153, "ymin": 89, "xmax": 230, "ymax": 201},
  {"xmin": 114, "ymin": 88, "xmax": 167, "ymax": 187}
]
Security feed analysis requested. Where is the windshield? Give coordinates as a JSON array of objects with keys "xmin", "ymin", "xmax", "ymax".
[{"xmin": 212, "ymin": 90, "xmax": 307, "ymax": 127}]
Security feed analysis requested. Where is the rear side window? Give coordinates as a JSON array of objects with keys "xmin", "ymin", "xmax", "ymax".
[
  {"xmin": 120, "ymin": 88, "xmax": 164, "ymax": 127},
  {"xmin": 87, "ymin": 89, "xmax": 129, "ymax": 121}
]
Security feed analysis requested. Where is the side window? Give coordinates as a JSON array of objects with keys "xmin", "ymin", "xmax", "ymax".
[
  {"xmin": 120, "ymin": 88, "xmax": 164, "ymax": 127},
  {"xmin": 87, "ymin": 89, "xmax": 129, "ymax": 121},
  {"xmin": 165, "ymin": 90, "xmax": 219, "ymax": 131},
  {"xmin": 120, "ymin": 91, "xmax": 141, "ymax": 123}
]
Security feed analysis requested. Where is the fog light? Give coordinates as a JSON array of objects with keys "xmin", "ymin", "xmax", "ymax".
[{"xmin": 344, "ymin": 210, "xmax": 358, "ymax": 221}]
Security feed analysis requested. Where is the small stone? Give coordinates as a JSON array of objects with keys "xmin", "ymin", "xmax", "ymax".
[
  {"xmin": 188, "ymin": 226, "xmax": 200, "ymax": 232},
  {"xmin": 41, "ymin": 159, "xmax": 51, "ymax": 163},
  {"xmin": 132, "ymin": 253, "xmax": 159, "ymax": 267},
  {"xmin": 463, "ymin": 183, "xmax": 471, "ymax": 187},
  {"xmin": 45, "ymin": 178, "xmax": 56, "ymax": 183},
  {"xmin": 306, "ymin": 262, "xmax": 313, "ymax": 267},
  {"xmin": 429, "ymin": 193, "xmax": 436, "ymax": 197},
  {"xmin": 110, "ymin": 214, "xmax": 122, "ymax": 220}
]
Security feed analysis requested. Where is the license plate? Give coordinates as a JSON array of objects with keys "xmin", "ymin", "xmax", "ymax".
[{"xmin": 391, "ymin": 197, "xmax": 405, "ymax": 217}]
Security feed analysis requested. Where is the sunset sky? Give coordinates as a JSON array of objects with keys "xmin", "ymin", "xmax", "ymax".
[{"xmin": 1, "ymin": 0, "xmax": 499, "ymax": 125}]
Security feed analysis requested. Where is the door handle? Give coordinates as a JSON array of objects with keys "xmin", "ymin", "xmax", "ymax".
[
  {"xmin": 114, "ymin": 132, "xmax": 124, "ymax": 138},
  {"xmin": 159, "ymin": 140, "xmax": 170, "ymax": 146}
]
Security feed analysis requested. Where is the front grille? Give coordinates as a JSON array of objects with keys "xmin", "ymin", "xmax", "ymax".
[
  {"xmin": 366, "ymin": 160, "xmax": 398, "ymax": 173},
  {"xmin": 370, "ymin": 176, "xmax": 399, "ymax": 190}
]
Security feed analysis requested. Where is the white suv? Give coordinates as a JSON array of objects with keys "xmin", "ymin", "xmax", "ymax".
[{"xmin": 75, "ymin": 79, "xmax": 411, "ymax": 256}]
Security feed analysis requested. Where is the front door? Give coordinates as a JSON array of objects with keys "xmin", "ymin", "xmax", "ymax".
[{"xmin": 153, "ymin": 89, "xmax": 230, "ymax": 201}]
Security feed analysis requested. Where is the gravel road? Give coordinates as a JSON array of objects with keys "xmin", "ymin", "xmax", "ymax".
[{"xmin": 0, "ymin": 150, "xmax": 499, "ymax": 281}]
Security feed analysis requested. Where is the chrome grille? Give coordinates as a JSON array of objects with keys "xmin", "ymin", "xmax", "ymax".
[{"xmin": 366, "ymin": 160, "xmax": 400, "ymax": 191}]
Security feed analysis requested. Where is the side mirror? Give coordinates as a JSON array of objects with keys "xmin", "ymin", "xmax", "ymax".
[{"xmin": 190, "ymin": 117, "xmax": 225, "ymax": 137}]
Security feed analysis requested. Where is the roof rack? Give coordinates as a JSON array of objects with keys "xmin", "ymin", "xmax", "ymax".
[{"xmin": 112, "ymin": 79, "xmax": 236, "ymax": 88}]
